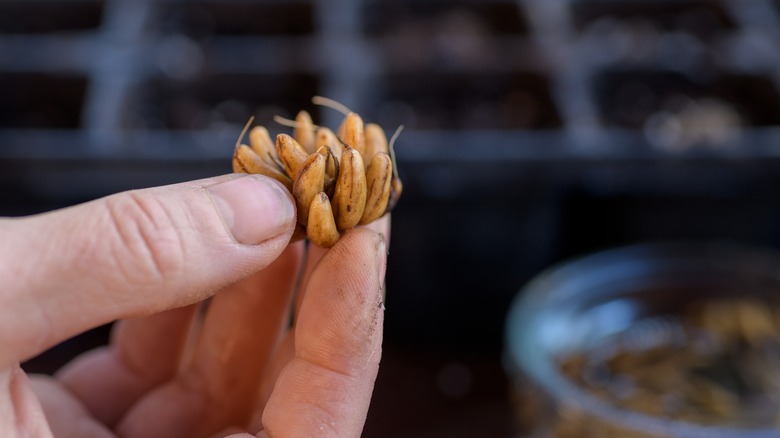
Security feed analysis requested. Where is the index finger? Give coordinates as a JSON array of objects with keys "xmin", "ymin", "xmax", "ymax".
[{"xmin": 260, "ymin": 228, "xmax": 387, "ymax": 438}]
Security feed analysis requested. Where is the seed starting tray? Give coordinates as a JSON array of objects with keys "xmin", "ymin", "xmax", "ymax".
[{"xmin": 3, "ymin": 0, "xmax": 780, "ymax": 351}]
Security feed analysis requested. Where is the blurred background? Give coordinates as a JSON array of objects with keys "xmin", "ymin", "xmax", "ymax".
[{"xmin": 3, "ymin": 0, "xmax": 780, "ymax": 436}]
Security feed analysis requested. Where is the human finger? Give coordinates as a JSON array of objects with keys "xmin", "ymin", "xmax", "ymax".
[
  {"xmin": 293, "ymin": 214, "xmax": 391, "ymax": 319},
  {"xmin": 259, "ymin": 228, "xmax": 386, "ymax": 438},
  {"xmin": 248, "ymin": 331, "xmax": 295, "ymax": 432},
  {"xmin": 2, "ymin": 366, "xmax": 56, "ymax": 437},
  {"xmin": 0, "ymin": 173, "xmax": 295, "ymax": 368},
  {"xmin": 54, "ymin": 304, "xmax": 199, "ymax": 426},
  {"xmin": 364, "ymin": 214, "xmax": 391, "ymax": 243},
  {"xmin": 29, "ymin": 375, "xmax": 113, "ymax": 438},
  {"xmin": 114, "ymin": 242, "xmax": 304, "ymax": 438}
]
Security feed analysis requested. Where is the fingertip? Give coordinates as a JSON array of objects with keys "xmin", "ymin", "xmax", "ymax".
[
  {"xmin": 362, "ymin": 214, "xmax": 391, "ymax": 247},
  {"xmin": 206, "ymin": 174, "xmax": 296, "ymax": 246},
  {"xmin": 333, "ymin": 225, "xmax": 387, "ymax": 261}
]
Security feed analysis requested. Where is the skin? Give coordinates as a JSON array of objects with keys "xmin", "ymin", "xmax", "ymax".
[{"xmin": 0, "ymin": 173, "xmax": 389, "ymax": 438}]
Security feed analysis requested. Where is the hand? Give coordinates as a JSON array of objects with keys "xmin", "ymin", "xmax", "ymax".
[{"xmin": 0, "ymin": 173, "xmax": 388, "ymax": 438}]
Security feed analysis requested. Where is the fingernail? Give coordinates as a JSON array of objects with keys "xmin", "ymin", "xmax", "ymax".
[
  {"xmin": 376, "ymin": 232, "xmax": 388, "ymax": 285},
  {"xmin": 207, "ymin": 175, "xmax": 294, "ymax": 245}
]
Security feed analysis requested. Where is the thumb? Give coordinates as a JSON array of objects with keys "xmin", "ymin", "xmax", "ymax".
[{"xmin": 0, "ymin": 173, "xmax": 295, "ymax": 367}]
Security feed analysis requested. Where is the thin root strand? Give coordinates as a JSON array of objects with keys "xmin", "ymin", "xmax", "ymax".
[
  {"xmin": 235, "ymin": 116, "xmax": 255, "ymax": 149},
  {"xmin": 273, "ymin": 115, "xmax": 319, "ymax": 131},
  {"xmin": 388, "ymin": 125, "xmax": 403, "ymax": 179},
  {"xmin": 312, "ymin": 96, "xmax": 352, "ymax": 116}
]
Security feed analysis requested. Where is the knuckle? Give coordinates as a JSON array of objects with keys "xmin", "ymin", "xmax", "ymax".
[{"xmin": 103, "ymin": 192, "xmax": 186, "ymax": 287}]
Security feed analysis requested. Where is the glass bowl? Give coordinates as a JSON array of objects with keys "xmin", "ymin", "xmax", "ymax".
[{"xmin": 505, "ymin": 242, "xmax": 780, "ymax": 438}]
